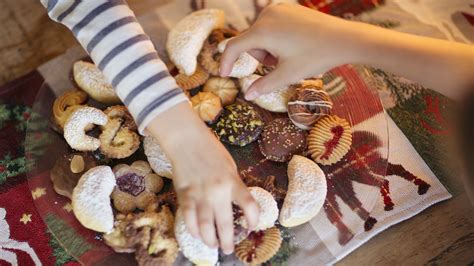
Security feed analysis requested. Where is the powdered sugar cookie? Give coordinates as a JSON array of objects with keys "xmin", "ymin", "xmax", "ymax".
[
  {"xmin": 143, "ymin": 136, "xmax": 173, "ymax": 179},
  {"xmin": 167, "ymin": 9, "xmax": 225, "ymax": 76},
  {"xmin": 52, "ymin": 90, "xmax": 88, "ymax": 130},
  {"xmin": 64, "ymin": 107, "xmax": 108, "ymax": 151},
  {"xmin": 240, "ymin": 74, "xmax": 294, "ymax": 113},
  {"xmin": 279, "ymin": 155, "xmax": 327, "ymax": 227},
  {"xmin": 72, "ymin": 165, "xmax": 116, "ymax": 232},
  {"xmin": 199, "ymin": 28, "xmax": 239, "ymax": 76},
  {"xmin": 218, "ymin": 39, "xmax": 259, "ymax": 78},
  {"xmin": 73, "ymin": 61, "xmax": 121, "ymax": 104},
  {"xmin": 239, "ymin": 187, "xmax": 279, "ymax": 231},
  {"xmin": 174, "ymin": 208, "xmax": 218, "ymax": 265}
]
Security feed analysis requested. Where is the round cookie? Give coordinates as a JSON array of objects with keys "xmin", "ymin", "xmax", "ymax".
[
  {"xmin": 214, "ymin": 103, "xmax": 264, "ymax": 146},
  {"xmin": 64, "ymin": 106, "xmax": 108, "ymax": 151},
  {"xmin": 287, "ymin": 80, "xmax": 333, "ymax": 130},
  {"xmin": 258, "ymin": 118, "xmax": 307, "ymax": 162},
  {"xmin": 235, "ymin": 226, "xmax": 282, "ymax": 265},
  {"xmin": 307, "ymin": 115, "xmax": 352, "ymax": 165},
  {"xmin": 72, "ymin": 165, "xmax": 116, "ymax": 233},
  {"xmin": 279, "ymin": 155, "xmax": 327, "ymax": 227},
  {"xmin": 190, "ymin": 91, "xmax": 223, "ymax": 123},
  {"xmin": 202, "ymin": 77, "xmax": 239, "ymax": 106}
]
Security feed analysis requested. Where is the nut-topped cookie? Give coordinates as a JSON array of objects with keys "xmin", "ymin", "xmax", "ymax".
[{"xmin": 214, "ymin": 102, "xmax": 264, "ymax": 146}]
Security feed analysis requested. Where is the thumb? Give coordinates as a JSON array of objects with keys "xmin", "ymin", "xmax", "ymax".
[
  {"xmin": 219, "ymin": 31, "xmax": 258, "ymax": 77},
  {"xmin": 245, "ymin": 63, "xmax": 293, "ymax": 100}
]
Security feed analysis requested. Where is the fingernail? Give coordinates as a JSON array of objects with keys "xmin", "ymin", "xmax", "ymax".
[
  {"xmin": 224, "ymin": 248, "xmax": 234, "ymax": 255},
  {"xmin": 245, "ymin": 91, "xmax": 258, "ymax": 101}
]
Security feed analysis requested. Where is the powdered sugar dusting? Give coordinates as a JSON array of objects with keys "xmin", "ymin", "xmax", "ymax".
[
  {"xmin": 218, "ymin": 39, "xmax": 259, "ymax": 78},
  {"xmin": 73, "ymin": 61, "xmax": 120, "ymax": 103},
  {"xmin": 241, "ymin": 187, "xmax": 278, "ymax": 231},
  {"xmin": 167, "ymin": 9, "xmax": 225, "ymax": 76},
  {"xmin": 143, "ymin": 136, "xmax": 173, "ymax": 179},
  {"xmin": 72, "ymin": 165, "xmax": 116, "ymax": 233},
  {"xmin": 279, "ymin": 155, "xmax": 327, "ymax": 227},
  {"xmin": 64, "ymin": 107, "xmax": 108, "ymax": 151},
  {"xmin": 174, "ymin": 208, "xmax": 218, "ymax": 265},
  {"xmin": 240, "ymin": 74, "xmax": 294, "ymax": 112}
]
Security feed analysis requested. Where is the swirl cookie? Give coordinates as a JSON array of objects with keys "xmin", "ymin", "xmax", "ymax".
[
  {"xmin": 218, "ymin": 38, "xmax": 259, "ymax": 78},
  {"xmin": 174, "ymin": 208, "xmax": 218, "ymax": 265},
  {"xmin": 214, "ymin": 103, "xmax": 264, "ymax": 146},
  {"xmin": 235, "ymin": 226, "xmax": 282, "ymax": 265},
  {"xmin": 240, "ymin": 74, "xmax": 294, "ymax": 113},
  {"xmin": 143, "ymin": 136, "xmax": 173, "ymax": 179},
  {"xmin": 191, "ymin": 91, "xmax": 223, "ymax": 123},
  {"xmin": 288, "ymin": 79, "xmax": 333, "ymax": 130},
  {"xmin": 111, "ymin": 161, "xmax": 164, "ymax": 213},
  {"xmin": 52, "ymin": 90, "xmax": 88, "ymax": 130},
  {"xmin": 73, "ymin": 60, "xmax": 121, "ymax": 104},
  {"xmin": 99, "ymin": 105, "xmax": 140, "ymax": 159},
  {"xmin": 279, "ymin": 155, "xmax": 327, "ymax": 227},
  {"xmin": 64, "ymin": 107, "xmax": 108, "ymax": 151},
  {"xmin": 167, "ymin": 9, "xmax": 225, "ymax": 76},
  {"xmin": 203, "ymin": 77, "xmax": 239, "ymax": 106},
  {"xmin": 50, "ymin": 153, "xmax": 97, "ymax": 199},
  {"xmin": 258, "ymin": 118, "xmax": 307, "ymax": 162},
  {"xmin": 199, "ymin": 28, "xmax": 239, "ymax": 76},
  {"xmin": 72, "ymin": 165, "xmax": 116, "ymax": 232},
  {"xmin": 307, "ymin": 115, "xmax": 352, "ymax": 165}
]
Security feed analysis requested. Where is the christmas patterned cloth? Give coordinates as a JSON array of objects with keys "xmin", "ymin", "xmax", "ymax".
[{"xmin": 1, "ymin": 0, "xmax": 472, "ymax": 265}]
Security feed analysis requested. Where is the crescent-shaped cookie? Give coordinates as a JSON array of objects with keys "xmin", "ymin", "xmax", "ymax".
[{"xmin": 166, "ymin": 9, "xmax": 225, "ymax": 76}]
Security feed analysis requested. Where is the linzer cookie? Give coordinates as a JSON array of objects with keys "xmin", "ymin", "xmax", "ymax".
[
  {"xmin": 287, "ymin": 79, "xmax": 333, "ymax": 130},
  {"xmin": 235, "ymin": 226, "xmax": 282, "ymax": 265},
  {"xmin": 307, "ymin": 115, "xmax": 352, "ymax": 165},
  {"xmin": 259, "ymin": 118, "xmax": 307, "ymax": 162},
  {"xmin": 214, "ymin": 103, "xmax": 264, "ymax": 146},
  {"xmin": 111, "ymin": 161, "xmax": 164, "ymax": 213}
]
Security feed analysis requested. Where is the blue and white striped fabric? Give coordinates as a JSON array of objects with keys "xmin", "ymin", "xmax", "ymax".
[{"xmin": 40, "ymin": 0, "xmax": 189, "ymax": 135}]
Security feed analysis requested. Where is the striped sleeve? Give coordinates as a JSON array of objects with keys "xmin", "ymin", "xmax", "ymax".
[{"xmin": 40, "ymin": 0, "xmax": 189, "ymax": 135}]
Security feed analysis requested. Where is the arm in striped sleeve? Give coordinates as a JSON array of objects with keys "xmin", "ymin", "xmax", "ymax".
[{"xmin": 40, "ymin": 0, "xmax": 189, "ymax": 135}]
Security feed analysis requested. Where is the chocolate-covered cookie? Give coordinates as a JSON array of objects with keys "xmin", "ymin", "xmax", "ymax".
[
  {"xmin": 215, "ymin": 103, "xmax": 264, "ymax": 146},
  {"xmin": 258, "ymin": 118, "xmax": 307, "ymax": 162}
]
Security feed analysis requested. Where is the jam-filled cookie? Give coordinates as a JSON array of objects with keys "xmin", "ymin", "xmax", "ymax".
[
  {"xmin": 111, "ymin": 161, "xmax": 164, "ymax": 213},
  {"xmin": 235, "ymin": 226, "xmax": 282, "ymax": 265}
]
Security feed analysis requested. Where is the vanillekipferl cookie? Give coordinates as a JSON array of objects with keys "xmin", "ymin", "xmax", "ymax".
[
  {"xmin": 73, "ymin": 60, "xmax": 121, "ymax": 104},
  {"xmin": 279, "ymin": 155, "xmax": 327, "ymax": 227},
  {"xmin": 143, "ymin": 136, "xmax": 173, "ymax": 179},
  {"xmin": 166, "ymin": 9, "xmax": 225, "ymax": 76},
  {"xmin": 235, "ymin": 226, "xmax": 282, "ymax": 265},
  {"xmin": 287, "ymin": 79, "xmax": 333, "ymax": 130},
  {"xmin": 72, "ymin": 165, "xmax": 116, "ymax": 233},
  {"xmin": 214, "ymin": 102, "xmax": 264, "ymax": 146},
  {"xmin": 307, "ymin": 115, "xmax": 352, "ymax": 165},
  {"xmin": 218, "ymin": 38, "xmax": 259, "ymax": 78},
  {"xmin": 238, "ymin": 187, "xmax": 279, "ymax": 231},
  {"xmin": 259, "ymin": 118, "xmax": 307, "ymax": 162}
]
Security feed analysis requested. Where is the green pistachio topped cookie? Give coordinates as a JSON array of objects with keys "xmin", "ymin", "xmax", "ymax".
[{"xmin": 215, "ymin": 103, "xmax": 264, "ymax": 146}]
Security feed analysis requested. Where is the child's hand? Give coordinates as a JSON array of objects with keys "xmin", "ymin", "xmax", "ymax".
[
  {"xmin": 220, "ymin": 4, "xmax": 357, "ymax": 100},
  {"xmin": 146, "ymin": 102, "xmax": 259, "ymax": 254}
]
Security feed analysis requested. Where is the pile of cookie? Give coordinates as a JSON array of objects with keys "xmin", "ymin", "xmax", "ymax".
[{"xmin": 49, "ymin": 8, "xmax": 354, "ymax": 266}]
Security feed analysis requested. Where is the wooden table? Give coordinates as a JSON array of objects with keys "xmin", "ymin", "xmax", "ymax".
[{"xmin": 1, "ymin": 0, "xmax": 473, "ymax": 264}]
